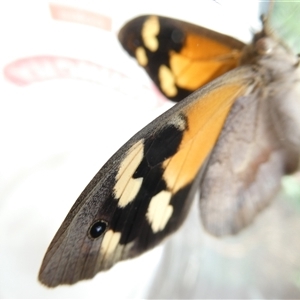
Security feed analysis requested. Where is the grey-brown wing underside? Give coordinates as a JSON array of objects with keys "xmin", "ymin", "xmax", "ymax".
[{"xmin": 199, "ymin": 85, "xmax": 298, "ymax": 236}]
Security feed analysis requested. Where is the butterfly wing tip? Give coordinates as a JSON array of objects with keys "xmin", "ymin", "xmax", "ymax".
[
  {"xmin": 38, "ymin": 269, "xmax": 64, "ymax": 288},
  {"xmin": 38, "ymin": 277, "xmax": 56, "ymax": 288},
  {"xmin": 38, "ymin": 275, "xmax": 72, "ymax": 288}
]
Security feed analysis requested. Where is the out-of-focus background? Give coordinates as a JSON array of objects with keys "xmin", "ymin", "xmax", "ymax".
[{"xmin": 1, "ymin": 0, "xmax": 300, "ymax": 298}]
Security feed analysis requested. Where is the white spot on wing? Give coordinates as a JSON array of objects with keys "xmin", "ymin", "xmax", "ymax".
[
  {"xmin": 119, "ymin": 177, "xmax": 143, "ymax": 207},
  {"xmin": 168, "ymin": 114, "xmax": 186, "ymax": 131},
  {"xmin": 146, "ymin": 190, "xmax": 173, "ymax": 233},
  {"xmin": 135, "ymin": 47, "xmax": 148, "ymax": 66},
  {"xmin": 142, "ymin": 16, "xmax": 159, "ymax": 52},
  {"xmin": 159, "ymin": 65, "xmax": 177, "ymax": 97},
  {"xmin": 101, "ymin": 230, "xmax": 121, "ymax": 255},
  {"xmin": 96, "ymin": 239, "xmax": 135, "ymax": 271},
  {"xmin": 114, "ymin": 140, "xmax": 144, "ymax": 207}
]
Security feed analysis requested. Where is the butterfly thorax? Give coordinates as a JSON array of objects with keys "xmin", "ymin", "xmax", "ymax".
[{"xmin": 240, "ymin": 29, "xmax": 299, "ymax": 69}]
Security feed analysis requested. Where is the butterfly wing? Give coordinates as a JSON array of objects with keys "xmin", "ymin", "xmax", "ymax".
[
  {"xmin": 118, "ymin": 15, "xmax": 245, "ymax": 101},
  {"xmin": 200, "ymin": 87, "xmax": 292, "ymax": 236},
  {"xmin": 199, "ymin": 33, "xmax": 300, "ymax": 237},
  {"xmin": 38, "ymin": 67, "xmax": 254, "ymax": 287}
]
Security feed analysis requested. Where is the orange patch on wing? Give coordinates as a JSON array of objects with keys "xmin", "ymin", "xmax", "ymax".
[
  {"xmin": 163, "ymin": 82, "xmax": 248, "ymax": 192},
  {"xmin": 169, "ymin": 34, "xmax": 241, "ymax": 91},
  {"xmin": 181, "ymin": 34, "xmax": 241, "ymax": 60},
  {"xmin": 170, "ymin": 53, "xmax": 238, "ymax": 90}
]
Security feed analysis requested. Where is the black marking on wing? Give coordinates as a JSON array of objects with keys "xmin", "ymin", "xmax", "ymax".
[
  {"xmin": 138, "ymin": 123, "xmax": 185, "ymax": 168},
  {"xmin": 134, "ymin": 183, "xmax": 194, "ymax": 254},
  {"xmin": 91, "ymin": 123, "xmax": 187, "ymax": 249},
  {"xmin": 118, "ymin": 16, "xmax": 192, "ymax": 102}
]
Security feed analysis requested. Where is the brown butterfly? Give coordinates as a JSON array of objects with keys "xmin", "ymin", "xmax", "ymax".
[{"xmin": 39, "ymin": 13, "xmax": 300, "ymax": 287}]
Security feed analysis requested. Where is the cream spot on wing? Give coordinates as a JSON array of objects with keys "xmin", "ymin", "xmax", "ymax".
[
  {"xmin": 142, "ymin": 16, "xmax": 159, "ymax": 51},
  {"xmin": 159, "ymin": 65, "xmax": 177, "ymax": 97},
  {"xmin": 97, "ymin": 240, "xmax": 135, "ymax": 271},
  {"xmin": 116, "ymin": 140, "xmax": 144, "ymax": 177},
  {"xmin": 168, "ymin": 114, "xmax": 187, "ymax": 131},
  {"xmin": 101, "ymin": 230, "xmax": 121, "ymax": 255},
  {"xmin": 118, "ymin": 177, "xmax": 143, "ymax": 207},
  {"xmin": 135, "ymin": 47, "xmax": 148, "ymax": 66},
  {"xmin": 114, "ymin": 140, "xmax": 144, "ymax": 206},
  {"xmin": 146, "ymin": 190, "xmax": 173, "ymax": 233}
]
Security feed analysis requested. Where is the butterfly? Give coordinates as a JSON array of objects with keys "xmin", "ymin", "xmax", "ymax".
[{"xmin": 39, "ymin": 11, "xmax": 300, "ymax": 287}]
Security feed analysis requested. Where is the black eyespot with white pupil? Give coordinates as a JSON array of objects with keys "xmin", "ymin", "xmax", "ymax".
[{"xmin": 89, "ymin": 220, "xmax": 107, "ymax": 239}]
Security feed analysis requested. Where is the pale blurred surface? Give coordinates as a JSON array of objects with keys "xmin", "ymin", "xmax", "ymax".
[
  {"xmin": 1, "ymin": 1, "xmax": 300, "ymax": 298},
  {"xmin": 148, "ymin": 183, "xmax": 300, "ymax": 298}
]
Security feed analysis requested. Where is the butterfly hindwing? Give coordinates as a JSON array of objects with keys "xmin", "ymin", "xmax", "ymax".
[
  {"xmin": 199, "ymin": 28, "xmax": 300, "ymax": 236},
  {"xmin": 38, "ymin": 67, "xmax": 253, "ymax": 287},
  {"xmin": 118, "ymin": 15, "xmax": 245, "ymax": 101},
  {"xmin": 200, "ymin": 86, "xmax": 295, "ymax": 236}
]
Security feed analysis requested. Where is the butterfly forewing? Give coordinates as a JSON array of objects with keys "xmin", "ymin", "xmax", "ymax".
[
  {"xmin": 39, "ymin": 67, "xmax": 253, "ymax": 287},
  {"xmin": 118, "ymin": 15, "xmax": 245, "ymax": 101}
]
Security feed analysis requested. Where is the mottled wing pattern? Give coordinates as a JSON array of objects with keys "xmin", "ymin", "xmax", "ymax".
[
  {"xmin": 38, "ymin": 67, "xmax": 253, "ymax": 287},
  {"xmin": 118, "ymin": 15, "xmax": 245, "ymax": 101}
]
